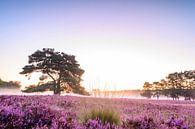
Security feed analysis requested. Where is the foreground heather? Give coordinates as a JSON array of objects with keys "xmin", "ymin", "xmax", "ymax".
[{"xmin": 0, "ymin": 95, "xmax": 194, "ymax": 129}]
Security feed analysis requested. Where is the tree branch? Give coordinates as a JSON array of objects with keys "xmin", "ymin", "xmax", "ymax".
[{"xmin": 46, "ymin": 72, "xmax": 56, "ymax": 84}]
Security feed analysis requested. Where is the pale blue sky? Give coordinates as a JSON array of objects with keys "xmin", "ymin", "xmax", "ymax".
[{"xmin": 0, "ymin": 0, "xmax": 195, "ymax": 90}]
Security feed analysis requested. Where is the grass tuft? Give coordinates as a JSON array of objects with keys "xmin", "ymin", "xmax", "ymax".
[{"xmin": 81, "ymin": 108, "xmax": 120, "ymax": 125}]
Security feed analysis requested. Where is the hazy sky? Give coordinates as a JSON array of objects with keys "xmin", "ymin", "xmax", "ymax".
[{"xmin": 0, "ymin": 0, "xmax": 195, "ymax": 90}]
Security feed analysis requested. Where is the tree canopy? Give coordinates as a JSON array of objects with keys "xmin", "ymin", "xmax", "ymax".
[
  {"xmin": 140, "ymin": 82, "xmax": 152, "ymax": 99},
  {"xmin": 0, "ymin": 78, "xmax": 21, "ymax": 89},
  {"xmin": 141, "ymin": 70, "xmax": 195, "ymax": 100},
  {"xmin": 20, "ymin": 48, "xmax": 88, "ymax": 95}
]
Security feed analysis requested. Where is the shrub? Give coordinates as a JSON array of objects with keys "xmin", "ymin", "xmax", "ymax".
[
  {"xmin": 82, "ymin": 108, "xmax": 120, "ymax": 126},
  {"xmin": 0, "ymin": 96, "xmax": 78, "ymax": 129},
  {"xmin": 122, "ymin": 116, "xmax": 156, "ymax": 129},
  {"xmin": 84, "ymin": 119, "xmax": 120, "ymax": 129}
]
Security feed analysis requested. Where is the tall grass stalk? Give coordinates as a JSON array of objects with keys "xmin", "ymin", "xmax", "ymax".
[{"xmin": 81, "ymin": 108, "xmax": 120, "ymax": 125}]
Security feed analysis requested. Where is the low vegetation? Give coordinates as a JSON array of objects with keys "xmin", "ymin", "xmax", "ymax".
[
  {"xmin": 82, "ymin": 108, "xmax": 120, "ymax": 125},
  {"xmin": 0, "ymin": 95, "xmax": 193, "ymax": 129}
]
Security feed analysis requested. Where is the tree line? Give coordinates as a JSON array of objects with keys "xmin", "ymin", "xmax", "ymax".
[
  {"xmin": 141, "ymin": 70, "xmax": 195, "ymax": 100},
  {"xmin": 0, "ymin": 78, "xmax": 21, "ymax": 89},
  {"xmin": 3, "ymin": 48, "xmax": 195, "ymax": 98}
]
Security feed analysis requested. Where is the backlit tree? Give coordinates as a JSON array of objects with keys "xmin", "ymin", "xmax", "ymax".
[{"xmin": 20, "ymin": 48, "xmax": 87, "ymax": 95}]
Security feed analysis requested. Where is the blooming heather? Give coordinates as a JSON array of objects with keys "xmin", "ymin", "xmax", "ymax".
[{"xmin": 0, "ymin": 95, "xmax": 194, "ymax": 129}]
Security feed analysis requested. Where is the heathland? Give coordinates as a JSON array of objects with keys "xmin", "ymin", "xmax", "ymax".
[{"xmin": 0, "ymin": 95, "xmax": 194, "ymax": 129}]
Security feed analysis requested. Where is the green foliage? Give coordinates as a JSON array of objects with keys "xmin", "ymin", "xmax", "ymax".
[
  {"xmin": 22, "ymin": 82, "xmax": 54, "ymax": 93},
  {"xmin": 20, "ymin": 48, "xmax": 88, "ymax": 95},
  {"xmin": 141, "ymin": 82, "xmax": 153, "ymax": 99},
  {"xmin": 72, "ymin": 86, "xmax": 90, "ymax": 96},
  {"xmin": 141, "ymin": 70, "xmax": 195, "ymax": 100},
  {"xmin": 22, "ymin": 81, "xmax": 89, "ymax": 95},
  {"xmin": 141, "ymin": 90, "xmax": 153, "ymax": 99},
  {"xmin": 81, "ymin": 108, "xmax": 120, "ymax": 125},
  {"xmin": 0, "ymin": 78, "xmax": 21, "ymax": 89}
]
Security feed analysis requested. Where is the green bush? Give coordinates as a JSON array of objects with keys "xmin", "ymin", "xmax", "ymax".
[{"xmin": 82, "ymin": 108, "xmax": 120, "ymax": 125}]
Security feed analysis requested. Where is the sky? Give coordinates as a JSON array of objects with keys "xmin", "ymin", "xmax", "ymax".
[{"xmin": 0, "ymin": 0, "xmax": 195, "ymax": 91}]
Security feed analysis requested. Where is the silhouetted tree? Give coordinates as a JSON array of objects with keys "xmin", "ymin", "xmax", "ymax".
[
  {"xmin": 22, "ymin": 82, "xmax": 54, "ymax": 93},
  {"xmin": 152, "ymin": 81, "xmax": 163, "ymax": 99},
  {"xmin": 20, "ymin": 48, "xmax": 88, "ymax": 95},
  {"xmin": 0, "ymin": 78, "xmax": 21, "ymax": 89},
  {"xmin": 166, "ymin": 72, "xmax": 183, "ymax": 100},
  {"xmin": 141, "ymin": 82, "xmax": 153, "ymax": 99},
  {"xmin": 142, "ymin": 70, "xmax": 195, "ymax": 100},
  {"xmin": 182, "ymin": 70, "xmax": 195, "ymax": 100}
]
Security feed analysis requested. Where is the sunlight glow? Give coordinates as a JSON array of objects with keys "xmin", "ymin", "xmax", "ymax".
[{"xmin": 0, "ymin": 0, "xmax": 195, "ymax": 91}]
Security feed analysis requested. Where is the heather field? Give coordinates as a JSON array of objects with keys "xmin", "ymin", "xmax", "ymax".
[{"xmin": 0, "ymin": 95, "xmax": 195, "ymax": 129}]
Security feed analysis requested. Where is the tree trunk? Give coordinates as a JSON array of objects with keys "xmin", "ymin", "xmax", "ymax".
[
  {"xmin": 46, "ymin": 72, "xmax": 60, "ymax": 95},
  {"xmin": 53, "ymin": 82, "xmax": 60, "ymax": 95},
  {"xmin": 55, "ymin": 73, "xmax": 62, "ymax": 95},
  {"xmin": 53, "ymin": 82, "xmax": 58, "ymax": 94},
  {"xmin": 55, "ymin": 82, "xmax": 61, "ymax": 95}
]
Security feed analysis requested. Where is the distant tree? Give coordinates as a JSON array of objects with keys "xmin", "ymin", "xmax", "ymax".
[
  {"xmin": 7, "ymin": 81, "xmax": 21, "ymax": 88},
  {"xmin": 20, "ymin": 48, "xmax": 88, "ymax": 95},
  {"xmin": 141, "ymin": 82, "xmax": 153, "ymax": 99},
  {"xmin": 0, "ymin": 78, "xmax": 21, "ymax": 89},
  {"xmin": 182, "ymin": 70, "xmax": 195, "ymax": 100},
  {"xmin": 159, "ymin": 79, "xmax": 169, "ymax": 97},
  {"xmin": 152, "ymin": 81, "xmax": 163, "ymax": 99},
  {"xmin": 0, "ymin": 78, "xmax": 5, "ymax": 85},
  {"xmin": 166, "ymin": 72, "xmax": 183, "ymax": 100},
  {"xmin": 142, "ymin": 70, "xmax": 195, "ymax": 100}
]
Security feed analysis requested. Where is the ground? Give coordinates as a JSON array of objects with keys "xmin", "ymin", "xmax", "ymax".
[{"xmin": 0, "ymin": 95, "xmax": 194, "ymax": 129}]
